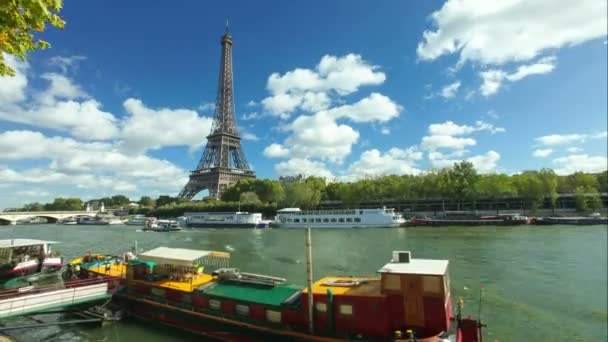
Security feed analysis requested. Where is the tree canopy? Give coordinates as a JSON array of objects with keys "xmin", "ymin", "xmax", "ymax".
[{"xmin": 1, "ymin": 0, "xmax": 65, "ymax": 76}]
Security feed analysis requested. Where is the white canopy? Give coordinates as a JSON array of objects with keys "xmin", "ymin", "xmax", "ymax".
[
  {"xmin": 378, "ymin": 259, "xmax": 449, "ymax": 276},
  {"xmin": 139, "ymin": 247, "xmax": 214, "ymax": 267},
  {"xmin": 0, "ymin": 239, "xmax": 59, "ymax": 249}
]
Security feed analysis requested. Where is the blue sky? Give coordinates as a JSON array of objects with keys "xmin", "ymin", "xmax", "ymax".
[{"xmin": 0, "ymin": 0, "xmax": 607, "ymax": 208}]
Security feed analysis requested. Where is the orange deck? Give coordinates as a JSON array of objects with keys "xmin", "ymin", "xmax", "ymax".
[{"xmin": 303, "ymin": 276, "xmax": 384, "ymax": 297}]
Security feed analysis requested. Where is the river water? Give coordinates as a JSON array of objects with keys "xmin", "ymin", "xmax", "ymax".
[{"xmin": 0, "ymin": 224, "xmax": 606, "ymax": 341}]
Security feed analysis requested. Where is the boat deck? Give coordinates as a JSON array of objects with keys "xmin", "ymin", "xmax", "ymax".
[
  {"xmin": 303, "ymin": 276, "xmax": 384, "ymax": 297},
  {"xmin": 87, "ymin": 263, "xmax": 215, "ymax": 293},
  {"xmin": 198, "ymin": 281, "xmax": 301, "ymax": 307}
]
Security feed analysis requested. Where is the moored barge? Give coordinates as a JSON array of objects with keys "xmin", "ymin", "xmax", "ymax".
[{"xmin": 81, "ymin": 247, "xmax": 482, "ymax": 341}]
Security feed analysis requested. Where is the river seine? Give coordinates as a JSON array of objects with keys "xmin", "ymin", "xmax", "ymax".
[{"xmin": 0, "ymin": 224, "xmax": 606, "ymax": 341}]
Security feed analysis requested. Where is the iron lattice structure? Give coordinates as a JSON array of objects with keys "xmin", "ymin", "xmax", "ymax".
[{"xmin": 178, "ymin": 28, "xmax": 255, "ymax": 200}]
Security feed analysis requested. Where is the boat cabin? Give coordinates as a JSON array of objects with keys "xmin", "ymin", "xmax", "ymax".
[{"xmin": 0, "ymin": 239, "xmax": 61, "ymax": 278}]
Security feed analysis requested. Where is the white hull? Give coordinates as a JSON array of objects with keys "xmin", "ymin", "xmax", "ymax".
[
  {"xmin": 277, "ymin": 222, "xmax": 402, "ymax": 228},
  {"xmin": 274, "ymin": 207, "xmax": 404, "ymax": 229}
]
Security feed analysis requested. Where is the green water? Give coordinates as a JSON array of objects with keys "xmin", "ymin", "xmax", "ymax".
[{"xmin": 0, "ymin": 224, "xmax": 606, "ymax": 341}]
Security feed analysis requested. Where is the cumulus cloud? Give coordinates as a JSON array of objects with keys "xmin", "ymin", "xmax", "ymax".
[
  {"xmin": 263, "ymin": 143, "xmax": 290, "ymax": 158},
  {"xmin": 0, "ymin": 55, "xmax": 29, "ymax": 104},
  {"xmin": 440, "ymin": 81, "xmax": 461, "ymax": 98},
  {"xmin": 262, "ymin": 54, "xmax": 386, "ymax": 117},
  {"xmin": 553, "ymin": 154, "xmax": 608, "ymax": 175},
  {"xmin": 417, "ymin": 0, "xmax": 607, "ymax": 66},
  {"xmin": 275, "ymin": 158, "xmax": 334, "ymax": 179},
  {"xmin": 0, "ymin": 130, "xmax": 188, "ymax": 193},
  {"xmin": 429, "ymin": 150, "xmax": 501, "ymax": 173},
  {"xmin": 347, "ymin": 147, "xmax": 422, "ymax": 179},
  {"xmin": 422, "ymin": 120, "xmax": 504, "ymax": 150},
  {"xmin": 121, "ymin": 98, "xmax": 213, "ymax": 153},
  {"xmin": 47, "ymin": 55, "xmax": 86, "ymax": 74},
  {"xmin": 480, "ymin": 57, "xmax": 557, "ymax": 96},
  {"xmin": 535, "ymin": 131, "xmax": 607, "ymax": 146},
  {"xmin": 532, "ymin": 148, "xmax": 553, "ymax": 157}
]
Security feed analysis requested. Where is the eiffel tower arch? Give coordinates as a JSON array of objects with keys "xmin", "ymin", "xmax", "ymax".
[{"xmin": 178, "ymin": 26, "xmax": 255, "ymax": 200}]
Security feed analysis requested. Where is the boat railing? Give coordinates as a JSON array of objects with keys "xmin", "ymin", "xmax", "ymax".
[{"xmin": 0, "ymin": 275, "xmax": 120, "ymax": 301}]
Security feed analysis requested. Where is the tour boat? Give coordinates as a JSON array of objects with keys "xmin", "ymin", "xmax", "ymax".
[
  {"xmin": 77, "ymin": 216, "xmax": 108, "ymax": 225},
  {"xmin": 531, "ymin": 216, "xmax": 608, "ymax": 225},
  {"xmin": 143, "ymin": 218, "xmax": 181, "ymax": 232},
  {"xmin": 274, "ymin": 207, "xmax": 405, "ymax": 228},
  {"xmin": 125, "ymin": 215, "xmax": 147, "ymax": 226},
  {"xmin": 79, "ymin": 247, "xmax": 482, "ymax": 341},
  {"xmin": 58, "ymin": 218, "xmax": 78, "ymax": 225},
  {"xmin": 0, "ymin": 239, "xmax": 64, "ymax": 281},
  {"xmin": 182, "ymin": 212, "xmax": 264, "ymax": 228}
]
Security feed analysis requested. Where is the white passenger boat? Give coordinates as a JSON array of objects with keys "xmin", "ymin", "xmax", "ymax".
[
  {"xmin": 273, "ymin": 207, "xmax": 405, "ymax": 228},
  {"xmin": 182, "ymin": 212, "xmax": 264, "ymax": 228},
  {"xmin": 125, "ymin": 215, "xmax": 147, "ymax": 226},
  {"xmin": 0, "ymin": 239, "xmax": 63, "ymax": 280}
]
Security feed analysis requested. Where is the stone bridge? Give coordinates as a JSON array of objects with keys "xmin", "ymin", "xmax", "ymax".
[{"xmin": 0, "ymin": 211, "xmax": 96, "ymax": 225}]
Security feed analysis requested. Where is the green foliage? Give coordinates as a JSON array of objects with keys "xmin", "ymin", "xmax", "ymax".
[
  {"xmin": 150, "ymin": 201, "xmax": 277, "ymax": 219},
  {"xmin": 221, "ymin": 178, "xmax": 285, "ymax": 204},
  {"xmin": 281, "ymin": 182, "xmax": 321, "ymax": 209},
  {"xmin": 574, "ymin": 186, "xmax": 602, "ymax": 212},
  {"xmin": 0, "ymin": 0, "xmax": 65, "ymax": 76},
  {"xmin": 155, "ymin": 195, "xmax": 176, "ymax": 207},
  {"xmin": 538, "ymin": 168, "xmax": 559, "ymax": 208},
  {"xmin": 111, "ymin": 194, "xmax": 130, "ymax": 206},
  {"xmin": 597, "ymin": 171, "xmax": 608, "ymax": 193},
  {"xmin": 138, "ymin": 196, "xmax": 154, "ymax": 207},
  {"xmin": 475, "ymin": 174, "xmax": 516, "ymax": 199},
  {"xmin": 43, "ymin": 197, "xmax": 83, "ymax": 211},
  {"xmin": 513, "ymin": 172, "xmax": 545, "ymax": 211},
  {"xmin": 239, "ymin": 191, "xmax": 260, "ymax": 203}
]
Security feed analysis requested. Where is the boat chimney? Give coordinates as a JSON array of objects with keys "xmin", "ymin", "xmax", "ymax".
[{"xmin": 392, "ymin": 250, "xmax": 411, "ymax": 263}]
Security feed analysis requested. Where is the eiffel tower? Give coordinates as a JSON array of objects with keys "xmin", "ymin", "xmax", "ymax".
[{"xmin": 178, "ymin": 26, "xmax": 255, "ymax": 200}]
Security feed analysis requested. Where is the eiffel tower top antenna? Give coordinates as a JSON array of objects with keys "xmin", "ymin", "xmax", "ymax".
[{"xmin": 225, "ymin": 19, "xmax": 229, "ymax": 33}]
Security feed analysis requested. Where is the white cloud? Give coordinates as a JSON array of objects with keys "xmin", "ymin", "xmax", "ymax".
[
  {"xmin": 285, "ymin": 112, "xmax": 359, "ymax": 163},
  {"xmin": 275, "ymin": 158, "xmax": 334, "ymax": 179},
  {"xmin": 440, "ymin": 81, "xmax": 461, "ymax": 98},
  {"xmin": 417, "ymin": 0, "xmax": 607, "ymax": 66},
  {"xmin": 480, "ymin": 57, "xmax": 557, "ymax": 96},
  {"xmin": 198, "ymin": 101, "xmax": 215, "ymax": 112},
  {"xmin": 566, "ymin": 147, "xmax": 583, "ymax": 153},
  {"xmin": 121, "ymin": 98, "xmax": 213, "ymax": 153},
  {"xmin": 381, "ymin": 127, "xmax": 390, "ymax": 135},
  {"xmin": 0, "ymin": 130, "xmax": 188, "ymax": 194},
  {"xmin": 246, "ymin": 100, "xmax": 258, "ymax": 107},
  {"xmin": 423, "ymin": 120, "xmax": 504, "ymax": 150},
  {"xmin": 37, "ymin": 73, "xmax": 88, "ymax": 105},
  {"xmin": 242, "ymin": 111, "xmax": 261, "ymax": 120},
  {"xmin": 347, "ymin": 147, "xmax": 422, "ymax": 179},
  {"xmin": 326, "ymin": 93, "xmax": 401, "ymax": 123},
  {"xmin": 553, "ymin": 154, "xmax": 608, "ymax": 175},
  {"xmin": 535, "ymin": 131, "xmax": 607, "ymax": 146},
  {"xmin": 422, "ymin": 135, "xmax": 476, "ymax": 150},
  {"xmin": 262, "ymin": 54, "xmax": 386, "ymax": 117},
  {"xmin": 428, "ymin": 150, "xmax": 500, "ymax": 173},
  {"xmin": 263, "ymin": 143, "xmax": 290, "ymax": 158},
  {"xmin": 0, "ymin": 55, "xmax": 29, "ymax": 104},
  {"xmin": 48, "ymin": 55, "xmax": 86, "ymax": 74},
  {"xmin": 241, "ymin": 132, "xmax": 259, "ymax": 141},
  {"xmin": 532, "ymin": 148, "xmax": 553, "ymax": 157},
  {"xmin": 467, "ymin": 151, "xmax": 501, "ymax": 173}
]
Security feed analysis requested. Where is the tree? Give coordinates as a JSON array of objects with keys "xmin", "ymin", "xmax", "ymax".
[
  {"xmin": 282, "ymin": 182, "xmax": 320, "ymax": 209},
  {"xmin": 111, "ymin": 195, "xmax": 130, "ymax": 206},
  {"xmin": 156, "ymin": 195, "xmax": 176, "ymax": 207},
  {"xmin": 513, "ymin": 172, "xmax": 544, "ymax": 211},
  {"xmin": 138, "ymin": 196, "xmax": 154, "ymax": 207},
  {"xmin": 239, "ymin": 191, "xmax": 260, "ymax": 203},
  {"xmin": 538, "ymin": 169, "xmax": 558, "ymax": 208},
  {"xmin": 574, "ymin": 186, "xmax": 589, "ymax": 212},
  {"xmin": 597, "ymin": 171, "xmax": 608, "ymax": 193},
  {"xmin": 1, "ymin": 0, "xmax": 65, "ymax": 76},
  {"xmin": 475, "ymin": 174, "xmax": 516, "ymax": 199}
]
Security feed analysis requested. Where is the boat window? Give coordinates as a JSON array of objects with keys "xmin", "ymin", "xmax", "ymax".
[
  {"xmin": 315, "ymin": 218, "xmax": 321, "ymax": 222},
  {"xmin": 294, "ymin": 219, "xmax": 300, "ymax": 223},
  {"xmin": 287, "ymin": 219, "xmax": 292, "ymax": 223},
  {"xmin": 338, "ymin": 218, "xmax": 345, "ymax": 222},
  {"xmin": 315, "ymin": 302, "xmax": 327, "ymax": 312},
  {"xmin": 209, "ymin": 299, "xmax": 221, "ymax": 310},
  {"xmin": 423, "ymin": 275, "xmax": 442, "ymax": 294},
  {"xmin": 323, "ymin": 218, "xmax": 329, "ymax": 222},
  {"xmin": 346, "ymin": 218, "xmax": 352, "ymax": 222},
  {"xmin": 360, "ymin": 211, "xmax": 363, "ymax": 215},
  {"xmin": 339, "ymin": 304, "xmax": 353, "ymax": 315},
  {"xmin": 330, "ymin": 218, "xmax": 337, "ymax": 222},
  {"xmin": 236, "ymin": 304, "xmax": 250, "ymax": 316},
  {"xmin": 383, "ymin": 274, "xmax": 401, "ymax": 291},
  {"xmin": 302, "ymin": 218, "xmax": 307, "ymax": 223},
  {"xmin": 354, "ymin": 218, "xmax": 361, "ymax": 223},
  {"xmin": 266, "ymin": 309, "xmax": 282, "ymax": 323}
]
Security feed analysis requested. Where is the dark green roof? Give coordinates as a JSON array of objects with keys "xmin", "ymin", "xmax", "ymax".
[{"xmin": 200, "ymin": 282, "xmax": 301, "ymax": 307}]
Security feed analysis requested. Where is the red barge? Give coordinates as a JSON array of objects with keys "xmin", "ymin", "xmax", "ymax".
[{"xmin": 81, "ymin": 247, "xmax": 482, "ymax": 341}]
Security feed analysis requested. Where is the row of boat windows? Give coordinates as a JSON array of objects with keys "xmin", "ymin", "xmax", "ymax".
[
  {"xmin": 288, "ymin": 217, "xmax": 362, "ymax": 223},
  {"xmin": 208, "ymin": 299, "xmax": 282, "ymax": 323}
]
